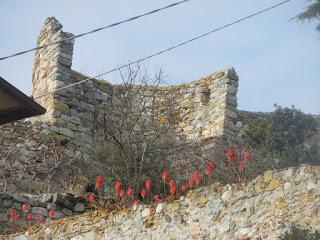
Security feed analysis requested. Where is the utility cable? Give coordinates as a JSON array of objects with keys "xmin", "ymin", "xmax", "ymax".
[
  {"xmin": 34, "ymin": 0, "xmax": 291, "ymax": 99},
  {"xmin": 0, "ymin": 0, "xmax": 192, "ymax": 61}
]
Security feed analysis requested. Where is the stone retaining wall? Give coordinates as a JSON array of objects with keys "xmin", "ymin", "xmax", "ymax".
[
  {"xmin": 3, "ymin": 164, "xmax": 319, "ymax": 240},
  {"xmin": 0, "ymin": 193, "xmax": 89, "ymax": 235}
]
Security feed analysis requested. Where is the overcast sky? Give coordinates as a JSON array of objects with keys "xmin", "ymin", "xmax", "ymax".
[{"xmin": 0, "ymin": 0, "xmax": 319, "ymax": 114}]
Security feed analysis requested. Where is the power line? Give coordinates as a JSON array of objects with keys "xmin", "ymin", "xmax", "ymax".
[
  {"xmin": 35, "ymin": 0, "xmax": 291, "ymax": 99},
  {"xmin": 0, "ymin": 0, "xmax": 192, "ymax": 61}
]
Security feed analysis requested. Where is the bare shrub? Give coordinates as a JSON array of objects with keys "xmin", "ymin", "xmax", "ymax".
[
  {"xmin": 0, "ymin": 134, "xmax": 79, "ymax": 194},
  {"xmin": 87, "ymin": 64, "xmax": 184, "ymax": 201}
]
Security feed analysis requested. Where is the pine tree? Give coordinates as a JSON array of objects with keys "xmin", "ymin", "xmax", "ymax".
[{"xmin": 295, "ymin": 0, "xmax": 320, "ymax": 32}]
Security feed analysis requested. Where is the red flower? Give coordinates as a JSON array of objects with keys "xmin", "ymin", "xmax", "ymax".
[
  {"xmin": 22, "ymin": 203, "xmax": 30, "ymax": 212},
  {"xmin": 9, "ymin": 209, "xmax": 18, "ymax": 220},
  {"xmin": 35, "ymin": 214, "xmax": 41, "ymax": 222},
  {"xmin": 169, "ymin": 179, "xmax": 175, "ymax": 189},
  {"xmin": 127, "ymin": 187, "xmax": 134, "ymax": 197},
  {"xmin": 227, "ymin": 148, "xmax": 236, "ymax": 160},
  {"xmin": 193, "ymin": 171, "xmax": 201, "ymax": 185},
  {"xmin": 170, "ymin": 186, "xmax": 176, "ymax": 195},
  {"xmin": 140, "ymin": 189, "xmax": 147, "ymax": 199},
  {"xmin": 239, "ymin": 161, "xmax": 245, "ymax": 170},
  {"xmin": 41, "ymin": 220, "xmax": 46, "ymax": 225},
  {"xmin": 96, "ymin": 175, "xmax": 103, "ymax": 190},
  {"xmin": 244, "ymin": 151, "xmax": 251, "ymax": 161},
  {"xmin": 133, "ymin": 199, "xmax": 140, "ymax": 207},
  {"xmin": 26, "ymin": 213, "xmax": 32, "ymax": 220},
  {"xmin": 89, "ymin": 192, "xmax": 95, "ymax": 202},
  {"xmin": 166, "ymin": 195, "xmax": 173, "ymax": 201},
  {"xmin": 188, "ymin": 178, "xmax": 195, "ymax": 188},
  {"xmin": 119, "ymin": 189, "xmax": 126, "ymax": 199},
  {"xmin": 181, "ymin": 184, "xmax": 188, "ymax": 192},
  {"xmin": 49, "ymin": 208, "xmax": 55, "ymax": 218},
  {"xmin": 153, "ymin": 194, "xmax": 160, "ymax": 203},
  {"xmin": 145, "ymin": 179, "xmax": 152, "ymax": 190},
  {"xmin": 205, "ymin": 162, "xmax": 215, "ymax": 176},
  {"xmin": 115, "ymin": 180, "xmax": 121, "ymax": 192},
  {"xmin": 161, "ymin": 170, "xmax": 169, "ymax": 182}
]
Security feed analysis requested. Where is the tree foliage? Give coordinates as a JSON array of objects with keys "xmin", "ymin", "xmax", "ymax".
[
  {"xmin": 281, "ymin": 224, "xmax": 320, "ymax": 240},
  {"xmin": 295, "ymin": 0, "xmax": 320, "ymax": 32},
  {"xmin": 244, "ymin": 106, "xmax": 318, "ymax": 168}
]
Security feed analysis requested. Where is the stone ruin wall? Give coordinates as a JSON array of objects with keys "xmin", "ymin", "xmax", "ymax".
[
  {"xmin": 31, "ymin": 17, "xmax": 239, "ymax": 143},
  {"xmin": 0, "ymin": 16, "xmax": 242, "ymax": 187},
  {"xmin": 3, "ymin": 164, "xmax": 320, "ymax": 240}
]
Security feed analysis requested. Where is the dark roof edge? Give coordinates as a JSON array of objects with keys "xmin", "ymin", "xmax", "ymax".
[{"xmin": 0, "ymin": 77, "xmax": 46, "ymax": 117}]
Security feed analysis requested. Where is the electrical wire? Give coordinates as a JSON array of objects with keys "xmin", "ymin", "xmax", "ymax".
[
  {"xmin": 0, "ymin": 0, "xmax": 192, "ymax": 61},
  {"xmin": 33, "ymin": 0, "xmax": 291, "ymax": 99}
]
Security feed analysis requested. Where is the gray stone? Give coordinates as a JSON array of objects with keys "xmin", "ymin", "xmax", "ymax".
[
  {"xmin": 0, "ymin": 213, "xmax": 9, "ymax": 222},
  {"xmin": 13, "ymin": 202, "xmax": 22, "ymax": 211},
  {"xmin": 31, "ymin": 207, "xmax": 48, "ymax": 216},
  {"xmin": 141, "ymin": 208, "xmax": 150, "ymax": 218},
  {"xmin": 59, "ymin": 127, "xmax": 74, "ymax": 138},
  {"xmin": 3, "ymin": 199, "xmax": 13, "ymax": 208},
  {"xmin": 13, "ymin": 195, "xmax": 28, "ymax": 203},
  {"xmin": 13, "ymin": 235, "xmax": 28, "ymax": 240},
  {"xmin": 52, "ymin": 193, "xmax": 74, "ymax": 209},
  {"xmin": 155, "ymin": 203, "xmax": 164, "ymax": 214},
  {"xmin": 61, "ymin": 208, "xmax": 73, "ymax": 216},
  {"xmin": 207, "ymin": 199, "xmax": 221, "ymax": 215},
  {"xmin": 221, "ymin": 190, "xmax": 232, "ymax": 202},
  {"xmin": 74, "ymin": 203, "xmax": 85, "ymax": 212},
  {"xmin": 307, "ymin": 181, "xmax": 317, "ymax": 191}
]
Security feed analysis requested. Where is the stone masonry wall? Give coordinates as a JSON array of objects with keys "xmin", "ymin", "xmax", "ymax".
[
  {"xmin": 4, "ymin": 164, "xmax": 320, "ymax": 240},
  {"xmin": 0, "ymin": 192, "xmax": 89, "ymax": 235},
  {"xmin": 31, "ymin": 17, "xmax": 239, "ymax": 146},
  {"xmin": 0, "ymin": 16, "xmax": 240, "ymax": 182}
]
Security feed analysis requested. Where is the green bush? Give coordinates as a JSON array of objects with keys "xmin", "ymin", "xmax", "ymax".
[
  {"xmin": 244, "ymin": 106, "xmax": 318, "ymax": 168},
  {"xmin": 281, "ymin": 224, "xmax": 320, "ymax": 240}
]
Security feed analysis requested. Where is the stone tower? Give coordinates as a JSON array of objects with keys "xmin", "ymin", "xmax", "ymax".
[{"xmin": 32, "ymin": 17, "xmax": 75, "ymax": 122}]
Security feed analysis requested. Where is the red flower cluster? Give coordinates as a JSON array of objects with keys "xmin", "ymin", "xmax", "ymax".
[
  {"xmin": 193, "ymin": 171, "xmax": 201, "ymax": 185},
  {"xmin": 140, "ymin": 189, "xmax": 147, "ymax": 199},
  {"xmin": 133, "ymin": 199, "xmax": 140, "ymax": 207},
  {"xmin": 49, "ymin": 208, "xmax": 55, "ymax": 218},
  {"xmin": 89, "ymin": 192, "xmax": 95, "ymax": 202},
  {"xmin": 181, "ymin": 184, "xmax": 188, "ymax": 192},
  {"xmin": 169, "ymin": 179, "xmax": 175, "ymax": 189},
  {"xmin": 26, "ymin": 213, "xmax": 32, "ymax": 220},
  {"xmin": 188, "ymin": 177, "xmax": 195, "ymax": 188},
  {"xmin": 239, "ymin": 161, "xmax": 245, "ymax": 171},
  {"xmin": 9, "ymin": 209, "xmax": 18, "ymax": 220},
  {"xmin": 153, "ymin": 194, "xmax": 161, "ymax": 203},
  {"xmin": 115, "ymin": 180, "xmax": 121, "ymax": 192},
  {"xmin": 127, "ymin": 187, "xmax": 133, "ymax": 197},
  {"xmin": 161, "ymin": 170, "xmax": 169, "ymax": 182},
  {"xmin": 169, "ymin": 179, "xmax": 176, "ymax": 195},
  {"xmin": 85, "ymin": 147, "xmax": 250, "ymax": 209},
  {"xmin": 22, "ymin": 203, "xmax": 30, "ymax": 212},
  {"xmin": 96, "ymin": 175, "xmax": 103, "ymax": 190},
  {"xmin": 205, "ymin": 162, "xmax": 216, "ymax": 176},
  {"xmin": 35, "ymin": 214, "xmax": 41, "ymax": 222},
  {"xmin": 145, "ymin": 179, "xmax": 152, "ymax": 190},
  {"xmin": 244, "ymin": 151, "xmax": 251, "ymax": 161},
  {"xmin": 119, "ymin": 189, "xmax": 125, "ymax": 199},
  {"xmin": 227, "ymin": 147, "xmax": 236, "ymax": 160}
]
